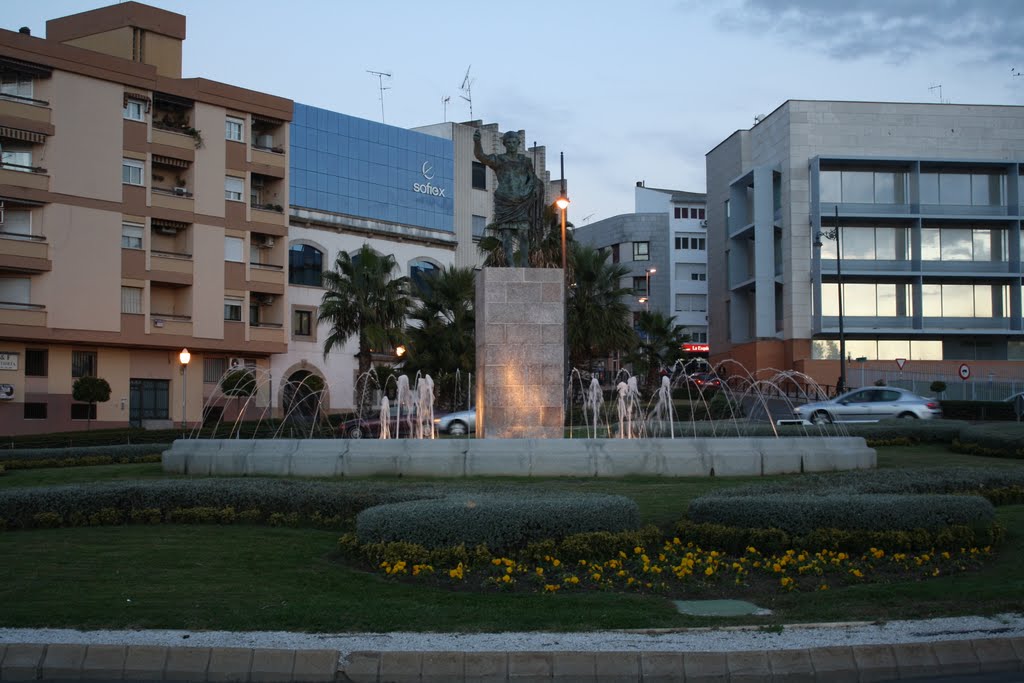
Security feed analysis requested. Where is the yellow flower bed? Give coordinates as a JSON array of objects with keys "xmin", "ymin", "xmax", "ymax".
[{"xmin": 371, "ymin": 539, "xmax": 993, "ymax": 595}]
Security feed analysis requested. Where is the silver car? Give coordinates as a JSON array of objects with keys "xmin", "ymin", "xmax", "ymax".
[
  {"xmin": 793, "ymin": 387, "xmax": 941, "ymax": 424},
  {"xmin": 434, "ymin": 409, "xmax": 476, "ymax": 435}
]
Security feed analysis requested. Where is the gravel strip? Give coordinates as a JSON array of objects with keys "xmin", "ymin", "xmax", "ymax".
[{"xmin": 2, "ymin": 614, "xmax": 1022, "ymax": 654}]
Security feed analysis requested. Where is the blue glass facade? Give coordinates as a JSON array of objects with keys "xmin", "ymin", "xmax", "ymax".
[{"xmin": 290, "ymin": 103, "xmax": 454, "ymax": 232}]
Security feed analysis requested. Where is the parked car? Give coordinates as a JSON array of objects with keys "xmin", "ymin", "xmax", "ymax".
[
  {"xmin": 434, "ymin": 409, "xmax": 476, "ymax": 436},
  {"xmin": 685, "ymin": 372, "xmax": 722, "ymax": 390},
  {"xmin": 339, "ymin": 406, "xmax": 426, "ymax": 439},
  {"xmin": 793, "ymin": 387, "xmax": 941, "ymax": 424}
]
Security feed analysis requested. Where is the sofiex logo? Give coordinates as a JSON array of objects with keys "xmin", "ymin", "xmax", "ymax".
[{"xmin": 414, "ymin": 160, "xmax": 447, "ymax": 197}]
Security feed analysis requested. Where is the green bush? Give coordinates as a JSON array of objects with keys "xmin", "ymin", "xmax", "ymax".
[
  {"xmin": 952, "ymin": 423, "xmax": 1024, "ymax": 459},
  {"xmin": 687, "ymin": 492, "xmax": 994, "ymax": 535},
  {"xmin": 0, "ymin": 479, "xmax": 447, "ymax": 531},
  {"xmin": 0, "ymin": 444, "xmax": 167, "ymax": 470},
  {"xmin": 940, "ymin": 400, "xmax": 1016, "ymax": 422},
  {"xmin": 356, "ymin": 493, "xmax": 640, "ymax": 550}
]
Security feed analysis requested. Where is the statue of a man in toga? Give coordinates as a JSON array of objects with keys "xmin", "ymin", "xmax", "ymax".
[{"xmin": 473, "ymin": 128, "xmax": 545, "ymax": 267}]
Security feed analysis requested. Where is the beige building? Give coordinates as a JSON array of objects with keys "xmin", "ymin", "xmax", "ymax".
[{"xmin": 0, "ymin": 2, "xmax": 291, "ymax": 435}]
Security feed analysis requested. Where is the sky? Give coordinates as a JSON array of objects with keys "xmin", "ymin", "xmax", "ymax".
[{"xmin": 7, "ymin": 0, "xmax": 1024, "ymax": 226}]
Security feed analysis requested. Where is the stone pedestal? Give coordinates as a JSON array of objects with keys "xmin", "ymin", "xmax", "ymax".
[{"xmin": 475, "ymin": 267, "xmax": 564, "ymax": 438}]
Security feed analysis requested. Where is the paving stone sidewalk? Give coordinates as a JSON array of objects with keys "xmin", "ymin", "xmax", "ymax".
[{"xmin": 1, "ymin": 637, "xmax": 1023, "ymax": 682}]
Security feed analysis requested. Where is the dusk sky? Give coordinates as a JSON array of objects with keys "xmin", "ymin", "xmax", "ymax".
[{"xmin": 8, "ymin": 1, "xmax": 1024, "ymax": 226}]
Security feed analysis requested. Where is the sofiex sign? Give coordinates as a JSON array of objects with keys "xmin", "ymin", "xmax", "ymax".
[{"xmin": 413, "ymin": 161, "xmax": 447, "ymax": 197}]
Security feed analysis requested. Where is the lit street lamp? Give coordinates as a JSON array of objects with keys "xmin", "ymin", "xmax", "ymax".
[
  {"xmin": 178, "ymin": 348, "xmax": 190, "ymax": 430},
  {"xmin": 814, "ymin": 205, "xmax": 846, "ymax": 395},
  {"xmin": 645, "ymin": 267, "xmax": 656, "ymax": 309},
  {"xmin": 638, "ymin": 296, "xmax": 649, "ymax": 311}
]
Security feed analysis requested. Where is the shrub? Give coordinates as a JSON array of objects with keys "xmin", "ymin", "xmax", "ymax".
[
  {"xmin": 356, "ymin": 493, "xmax": 640, "ymax": 550},
  {"xmin": 0, "ymin": 444, "xmax": 167, "ymax": 470},
  {"xmin": 687, "ymin": 492, "xmax": 994, "ymax": 535},
  {"xmin": 931, "ymin": 381, "xmax": 947, "ymax": 395},
  {"xmin": 952, "ymin": 423, "xmax": 1024, "ymax": 459}
]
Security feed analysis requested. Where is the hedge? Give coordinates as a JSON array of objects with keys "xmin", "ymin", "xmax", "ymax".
[
  {"xmin": 0, "ymin": 479, "xmax": 447, "ymax": 531},
  {"xmin": 355, "ymin": 493, "xmax": 640, "ymax": 550},
  {"xmin": 939, "ymin": 400, "xmax": 1016, "ymax": 422},
  {"xmin": 687, "ymin": 492, "xmax": 995, "ymax": 535},
  {"xmin": 952, "ymin": 424, "xmax": 1024, "ymax": 459},
  {"xmin": 0, "ymin": 444, "xmax": 168, "ymax": 470}
]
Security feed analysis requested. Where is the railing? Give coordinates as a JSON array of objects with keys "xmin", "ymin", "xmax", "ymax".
[
  {"xmin": 250, "ymin": 202, "xmax": 284, "ymax": 213},
  {"xmin": 250, "ymin": 321, "xmax": 283, "ymax": 328},
  {"xmin": 252, "ymin": 142, "xmax": 284, "ymax": 154},
  {"xmin": 152, "ymin": 186, "xmax": 193, "ymax": 198},
  {"xmin": 0, "ymin": 300, "xmax": 44, "ymax": 310},
  {"xmin": 150, "ymin": 312, "xmax": 191, "ymax": 321},
  {"xmin": 0, "ymin": 92, "xmax": 49, "ymax": 106},
  {"xmin": 250, "ymin": 262, "xmax": 283, "ymax": 270},
  {"xmin": 0, "ymin": 232, "xmax": 46, "ymax": 242},
  {"xmin": 0, "ymin": 161, "xmax": 47, "ymax": 174},
  {"xmin": 151, "ymin": 249, "xmax": 192, "ymax": 260}
]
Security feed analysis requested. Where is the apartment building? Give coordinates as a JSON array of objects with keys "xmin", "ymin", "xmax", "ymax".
[
  {"xmin": 0, "ymin": 2, "xmax": 291, "ymax": 435},
  {"xmin": 705, "ymin": 100, "xmax": 1024, "ymax": 386},
  {"xmin": 278, "ymin": 103, "xmax": 456, "ymax": 414}
]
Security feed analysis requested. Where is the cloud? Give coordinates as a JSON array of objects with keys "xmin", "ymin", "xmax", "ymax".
[{"xmin": 723, "ymin": 0, "xmax": 1024, "ymax": 65}]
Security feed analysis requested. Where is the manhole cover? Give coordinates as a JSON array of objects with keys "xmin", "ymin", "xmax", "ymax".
[{"xmin": 673, "ymin": 599, "xmax": 772, "ymax": 617}]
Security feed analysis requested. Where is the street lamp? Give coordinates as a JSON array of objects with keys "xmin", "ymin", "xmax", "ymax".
[
  {"xmin": 814, "ymin": 205, "xmax": 846, "ymax": 395},
  {"xmin": 395, "ymin": 345, "xmax": 406, "ymax": 359},
  {"xmin": 178, "ymin": 348, "xmax": 190, "ymax": 430},
  {"xmin": 555, "ymin": 152, "xmax": 570, "ymax": 417},
  {"xmin": 556, "ymin": 195, "xmax": 570, "ymax": 272},
  {"xmin": 638, "ymin": 296, "xmax": 649, "ymax": 311},
  {"xmin": 645, "ymin": 267, "xmax": 656, "ymax": 308}
]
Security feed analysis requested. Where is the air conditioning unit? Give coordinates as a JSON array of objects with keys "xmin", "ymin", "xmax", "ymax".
[
  {"xmin": 699, "ymin": 220, "xmax": 708, "ymax": 228},
  {"xmin": 156, "ymin": 226, "xmax": 178, "ymax": 235},
  {"xmin": 256, "ymin": 134, "xmax": 274, "ymax": 148},
  {"xmin": 229, "ymin": 357, "xmax": 246, "ymax": 369}
]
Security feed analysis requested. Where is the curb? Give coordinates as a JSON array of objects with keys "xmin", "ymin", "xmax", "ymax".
[{"xmin": 1, "ymin": 637, "xmax": 1022, "ymax": 682}]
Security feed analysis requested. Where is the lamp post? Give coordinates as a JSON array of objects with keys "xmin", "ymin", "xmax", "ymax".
[
  {"xmin": 814, "ymin": 205, "xmax": 846, "ymax": 394},
  {"xmin": 645, "ymin": 267, "xmax": 657, "ymax": 310},
  {"xmin": 178, "ymin": 348, "xmax": 190, "ymax": 430},
  {"xmin": 638, "ymin": 296, "xmax": 649, "ymax": 311},
  {"xmin": 555, "ymin": 152, "xmax": 570, "ymax": 419}
]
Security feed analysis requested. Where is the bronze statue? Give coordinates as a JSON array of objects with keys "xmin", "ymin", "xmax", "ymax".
[{"xmin": 473, "ymin": 129, "xmax": 545, "ymax": 267}]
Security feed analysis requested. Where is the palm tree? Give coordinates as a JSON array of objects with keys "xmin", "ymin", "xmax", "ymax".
[
  {"xmin": 403, "ymin": 265, "xmax": 476, "ymax": 411},
  {"xmin": 319, "ymin": 244, "xmax": 412, "ymax": 379},
  {"xmin": 567, "ymin": 244, "xmax": 635, "ymax": 374},
  {"xmin": 625, "ymin": 310, "xmax": 690, "ymax": 389}
]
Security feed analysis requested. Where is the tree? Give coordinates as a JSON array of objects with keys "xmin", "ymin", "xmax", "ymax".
[
  {"xmin": 567, "ymin": 243, "xmax": 635, "ymax": 373},
  {"xmin": 221, "ymin": 367, "xmax": 256, "ymax": 419},
  {"xmin": 72, "ymin": 375, "xmax": 111, "ymax": 431},
  {"xmin": 319, "ymin": 244, "xmax": 413, "ymax": 379},
  {"xmin": 403, "ymin": 265, "xmax": 476, "ymax": 411},
  {"xmin": 625, "ymin": 310, "xmax": 689, "ymax": 389}
]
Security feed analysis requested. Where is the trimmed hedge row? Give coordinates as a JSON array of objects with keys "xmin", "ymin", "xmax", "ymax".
[
  {"xmin": 0, "ymin": 479, "xmax": 446, "ymax": 531},
  {"xmin": 939, "ymin": 400, "xmax": 1016, "ymax": 422},
  {"xmin": 355, "ymin": 493, "xmax": 641, "ymax": 550},
  {"xmin": 952, "ymin": 423, "xmax": 1024, "ymax": 459},
  {"xmin": 0, "ymin": 444, "xmax": 167, "ymax": 470},
  {"xmin": 687, "ymin": 492, "xmax": 995, "ymax": 535}
]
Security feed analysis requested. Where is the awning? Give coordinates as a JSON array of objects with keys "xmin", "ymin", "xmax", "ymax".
[
  {"xmin": 123, "ymin": 92, "xmax": 152, "ymax": 112},
  {"xmin": 153, "ymin": 92, "xmax": 194, "ymax": 109},
  {"xmin": 0, "ymin": 57, "xmax": 52, "ymax": 78},
  {"xmin": 0, "ymin": 127, "xmax": 45, "ymax": 144},
  {"xmin": 0, "ymin": 195, "xmax": 45, "ymax": 207},
  {"xmin": 152, "ymin": 154, "xmax": 190, "ymax": 168},
  {"xmin": 252, "ymin": 114, "xmax": 284, "ymax": 128},
  {"xmin": 152, "ymin": 217, "xmax": 189, "ymax": 230}
]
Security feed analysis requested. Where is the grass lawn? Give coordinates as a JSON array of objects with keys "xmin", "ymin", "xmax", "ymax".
[{"xmin": 0, "ymin": 443, "xmax": 1022, "ymax": 632}]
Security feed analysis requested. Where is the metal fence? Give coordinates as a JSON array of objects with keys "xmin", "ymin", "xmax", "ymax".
[{"xmin": 847, "ymin": 363, "xmax": 1024, "ymax": 401}]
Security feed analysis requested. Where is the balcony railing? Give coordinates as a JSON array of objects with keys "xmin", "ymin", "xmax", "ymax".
[
  {"xmin": 153, "ymin": 186, "xmax": 193, "ymax": 198},
  {"xmin": 152, "ymin": 249, "xmax": 192, "ymax": 260},
  {"xmin": 250, "ymin": 321, "xmax": 283, "ymax": 329},
  {"xmin": 250, "ymin": 262, "xmax": 283, "ymax": 271},
  {"xmin": 251, "ymin": 202, "xmax": 284, "ymax": 213},
  {"xmin": 0, "ymin": 232, "xmax": 46, "ymax": 242},
  {"xmin": 0, "ymin": 161, "xmax": 47, "ymax": 174},
  {"xmin": 151, "ymin": 313, "xmax": 192, "ymax": 322},
  {"xmin": 0, "ymin": 92, "xmax": 49, "ymax": 107}
]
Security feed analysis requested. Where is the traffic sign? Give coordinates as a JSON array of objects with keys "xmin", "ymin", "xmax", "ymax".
[
  {"xmin": 958, "ymin": 363, "xmax": 971, "ymax": 381},
  {"xmin": 895, "ymin": 358, "xmax": 906, "ymax": 370}
]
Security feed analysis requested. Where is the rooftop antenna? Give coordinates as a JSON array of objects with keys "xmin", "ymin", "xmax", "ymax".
[
  {"xmin": 459, "ymin": 65, "xmax": 474, "ymax": 119},
  {"xmin": 928, "ymin": 83, "xmax": 943, "ymax": 103},
  {"xmin": 1013, "ymin": 67, "xmax": 1022, "ymax": 78},
  {"xmin": 582, "ymin": 213, "xmax": 595, "ymax": 224},
  {"xmin": 442, "ymin": 95, "xmax": 450, "ymax": 122},
  {"xmin": 367, "ymin": 69, "xmax": 391, "ymax": 123}
]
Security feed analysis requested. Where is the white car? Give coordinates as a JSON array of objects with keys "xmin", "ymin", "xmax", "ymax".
[
  {"xmin": 793, "ymin": 387, "xmax": 941, "ymax": 424},
  {"xmin": 434, "ymin": 409, "xmax": 476, "ymax": 435}
]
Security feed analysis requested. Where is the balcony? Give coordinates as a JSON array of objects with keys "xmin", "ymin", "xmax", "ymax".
[
  {"xmin": 150, "ymin": 313, "xmax": 192, "ymax": 336},
  {"xmin": 251, "ymin": 115, "xmax": 285, "ymax": 169},
  {"xmin": 151, "ymin": 250, "xmax": 194, "ymax": 285},
  {"xmin": 0, "ymin": 301, "xmax": 46, "ymax": 327},
  {"xmin": 152, "ymin": 92, "xmax": 201, "ymax": 151},
  {"xmin": 0, "ymin": 233, "xmax": 50, "ymax": 272},
  {"xmin": 249, "ymin": 261, "xmax": 284, "ymax": 290},
  {"xmin": 0, "ymin": 96, "xmax": 51, "ymax": 125},
  {"xmin": 0, "ymin": 163, "xmax": 49, "ymax": 191},
  {"xmin": 152, "ymin": 186, "xmax": 195, "ymax": 212}
]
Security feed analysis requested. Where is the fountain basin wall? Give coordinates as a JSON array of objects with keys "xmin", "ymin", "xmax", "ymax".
[{"xmin": 162, "ymin": 437, "xmax": 875, "ymax": 478}]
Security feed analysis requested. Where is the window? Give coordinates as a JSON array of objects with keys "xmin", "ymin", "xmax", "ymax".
[
  {"xmin": 920, "ymin": 172, "xmax": 1006, "ymax": 206},
  {"xmin": 633, "ymin": 241, "xmax": 649, "ymax": 261},
  {"xmin": 472, "ymin": 214, "xmax": 487, "ymax": 240},
  {"xmin": 691, "ymin": 331, "xmax": 708, "ymax": 344},
  {"xmin": 472, "ymin": 161, "xmax": 486, "ymax": 190},
  {"xmin": 225, "ymin": 176, "xmax": 244, "ymax": 201},
  {"xmin": 675, "ymin": 294, "xmax": 707, "ymax": 312},
  {"xmin": 224, "ymin": 298, "xmax": 242, "ymax": 321},
  {"xmin": 71, "ymin": 350, "xmax": 97, "ymax": 378},
  {"xmin": 632, "ymin": 276, "xmax": 647, "ymax": 294},
  {"xmin": 23, "ymin": 402, "xmax": 46, "ymax": 419},
  {"xmin": 224, "ymin": 236, "xmax": 244, "ymax": 262},
  {"xmin": 698, "ymin": 208, "xmax": 706, "ymax": 220},
  {"xmin": 25, "ymin": 348, "xmax": 47, "ymax": 377},
  {"xmin": 288, "ymin": 244, "xmax": 323, "ymax": 286},
  {"xmin": 611, "ymin": 244, "xmax": 620, "ymax": 264},
  {"xmin": 691, "ymin": 271, "xmax": 707, "ymax": 282},
  {"xmin": 690, "ymin": 208, "xmax": 699, "ymax": 219},
  {"xmin": 0, "ymin": 72, "xmax": 33, "ymax": 100},
  {"xmin": 293, "ymin": 309, "xmax": 312, "ymax": 337},
  {"xmin": 1, "ymin": 143, "xmax": 32, "ymax": 171},
  {"xmin": 410, "ymin": 260, "xmax": 439, "ymax": 294},
  {"xmin": 123, "ymin": 98, "xmax": 145, "ymax": 121},
  {"xmin": 249, "ymin": 302, "xmax": 260, "ymax": 326},
  {"xmin": 675, "ymin": 236, "xmax": 706, "ymax": 250},
  {"xmin": 225, "ymin": 116, "xmax": 244, "ymax": 142},
  {"xmin": 71, "ymin": 403, "xmax": 97, "ymax": 421},
  {"xmin": 920, "ymin": 227, "xmax": 1007, "ymax": 262},
  {"xmin": 203, "ymin": 357, "xmax": 226, "ymax": 383},
  {"xmin": 820, "ymin": 169, "xmax": 908, "ymax": 205},
  {"xmin": 131, "ymin": 378, "xmax": 169, "ymax": 419},
  {"xmin": 821, "ymin": 283, "xmax": 912, "ymax": 317},
  {"xmin": 121, "ymin": 286, "xmax": 143, "ymax": 314},
  {"xmin": 0, "ymin": 277, "xmax": 30, "ymax": 305},
  {"xmin": 674, "ymin": 207, "xmax": 682, "ymax": 219},
  {"xmin": 121, "ymin": 222, "xmax": 144, "ymax": 249},
  {"xmin": 122, "ymin": 158, "xmax": 144, "ymax": 185},
  {"xmin": 0, "ymin": 208, "xmax": 30, "ymax": 236}
]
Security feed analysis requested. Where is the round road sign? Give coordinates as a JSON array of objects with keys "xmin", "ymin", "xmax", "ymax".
[{"xmin": 958, "ymin": 363, "xmax": 971, "ymax": 381}]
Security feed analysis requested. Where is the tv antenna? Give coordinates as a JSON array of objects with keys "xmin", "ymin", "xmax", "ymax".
[
  {"xmin": 928, "ymin": 83, "xmax": 944, "ymax": 103},
  {"xmin": 442, "ymin": 95, "xmax": 450, "ymax": 122},
  {"xmin": 1013, "ymin": 67, "xmax": 1022, "ymax": 78},
  {"xmin": 459, "ymin": 65, "xmax": 474, "ymax": 119},
  {"xmin": 367, "ymin": 69, "xmax": 391, "ymax": 123},
  {"xmin": 582, "ymin": 213, "xmax": 595, "ymax": 224}
]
